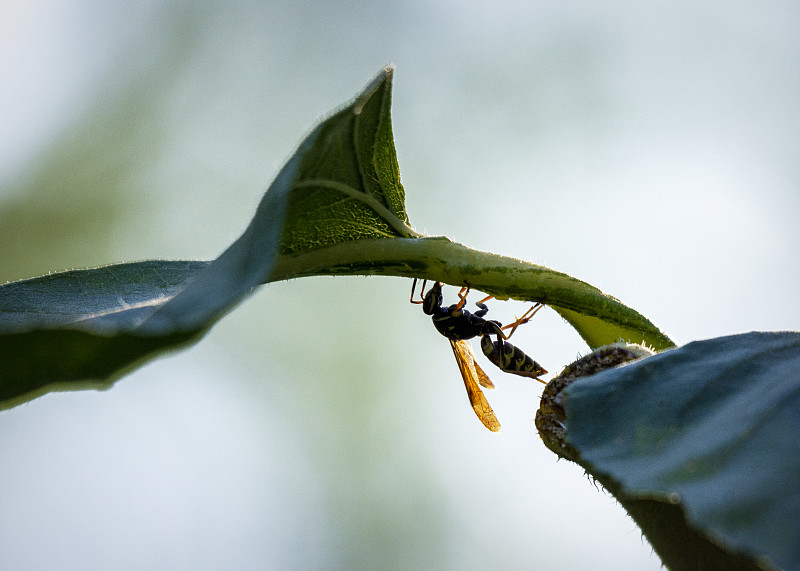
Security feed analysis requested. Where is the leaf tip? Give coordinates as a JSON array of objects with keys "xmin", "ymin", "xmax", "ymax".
[{"xmin": 354, "ymin": 66, "xmax": 395, "ymax": 113}]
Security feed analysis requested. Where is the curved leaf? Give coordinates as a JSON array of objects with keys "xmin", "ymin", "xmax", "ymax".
[
  {"xmin": 563, "ymin": 332, "xmax": 800, "ymax": 571},
  {"xmin": 0, "ymin": 68, "xmax": 407, "ymax": 408},
  {"xmin": 267, "ymin": 237, "xmax": 673, "ymax": 351},
  {"xmin": 0, "ymin": 67, "xmax": 672, "ymax": 409}
]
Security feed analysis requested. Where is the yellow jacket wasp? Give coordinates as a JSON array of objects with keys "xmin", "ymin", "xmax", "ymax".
[{"xmin": 410, "ymin": 279, "xmax": 547, "ymax": 432}]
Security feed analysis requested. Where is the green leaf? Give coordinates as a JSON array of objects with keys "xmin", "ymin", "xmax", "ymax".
[
  {"xmin": 0, "ymin": 261, "xmax": 207, "ymax": 407},
  {"xmin": 0, "ymin": 67, "xmax": 672, "ymax": 409},
  {"xmin": 267, "ymin": 235, "xmax": 673, "ymax": 351},
  {"xmin": 0, "ymin": 68, "xmax": 410, "ymax": 408},
  {"xmin": 562, "ymin": 332, "xmax": 800, "ymax": 571},
  {"xmin": 279, "ymin": 67, "xmax": 416, "ymax": 254}
]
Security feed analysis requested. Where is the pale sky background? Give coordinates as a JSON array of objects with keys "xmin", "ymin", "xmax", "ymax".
[{"xmin": 1, "ymin": 1, "xmax": 799, "ymax": 570}]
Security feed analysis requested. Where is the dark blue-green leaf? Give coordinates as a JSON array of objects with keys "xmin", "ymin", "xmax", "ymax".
[{"xmin": 565, "ymin": 332, "xmax": 800, "ymax": 571}]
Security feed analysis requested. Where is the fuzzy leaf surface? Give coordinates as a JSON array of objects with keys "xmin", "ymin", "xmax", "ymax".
[{"xmin": 564, "ymin": 332, "xmax": 800, "ymax": 571}]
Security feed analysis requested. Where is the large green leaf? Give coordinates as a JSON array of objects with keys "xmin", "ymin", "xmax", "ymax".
[
  {"xmin": 0, "ymin": 67, "xmax": 672, "ymax": 409},
  {"xmin": 561, "ymin": 332, "xmax": 800, "ymax": 571}
]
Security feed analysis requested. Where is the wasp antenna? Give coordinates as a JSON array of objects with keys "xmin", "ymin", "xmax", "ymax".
[{"xmin": 410, "ymin": 278, "xmax": 428, "ymax": 304}]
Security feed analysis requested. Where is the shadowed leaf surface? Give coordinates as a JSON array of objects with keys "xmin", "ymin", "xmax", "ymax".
[{"xmin": 564, "ymin": 332, "xmax": 800, "ymax": 571}]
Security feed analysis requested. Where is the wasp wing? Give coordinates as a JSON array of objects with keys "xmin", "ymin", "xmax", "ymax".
[
  {"xmin": 456, "ymin": 338, "xmax": 494, "ymax": 388},
  {"xmin": 449, "ymin": 340, "xmax": 501, "ymax": 432}
]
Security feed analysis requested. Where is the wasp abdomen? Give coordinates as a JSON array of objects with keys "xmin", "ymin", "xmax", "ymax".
[{"xmin": 480, "ymin": 336, "xmax": 547, "ymax": 379}]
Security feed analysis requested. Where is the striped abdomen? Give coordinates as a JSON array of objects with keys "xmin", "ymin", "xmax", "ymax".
[{"xmin": 480, "ymin": 336, "xmax": 547, "ymax": 380}]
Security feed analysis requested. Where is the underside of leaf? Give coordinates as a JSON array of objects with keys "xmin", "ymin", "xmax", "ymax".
[
  {"xmin": 0, "ymin": 67, "xmax": 672, "ymax": 409},
  {"xmin": 553, "ymin": 333, "xmax": 800, "ymax": 571}
]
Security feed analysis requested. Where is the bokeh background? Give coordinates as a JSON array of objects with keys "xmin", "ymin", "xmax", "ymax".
[{"xmin": 2, "ymin": 2, "xmax": 798, "ymax": 569}]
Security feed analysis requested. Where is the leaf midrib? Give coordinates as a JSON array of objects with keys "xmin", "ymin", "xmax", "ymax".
[{"xmin": 294, "ymin": 179, "xmax": 421, "ymax": 238}]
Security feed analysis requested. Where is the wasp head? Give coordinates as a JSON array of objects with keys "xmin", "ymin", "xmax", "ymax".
[{"xmin": 422, "ymin": 281, "xmax": 444, "ymax": 315}]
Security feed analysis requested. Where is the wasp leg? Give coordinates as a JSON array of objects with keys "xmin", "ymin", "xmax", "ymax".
[
  {"xmin": 499, "ymin": 302, "xmax": 545, "ymax": 339},
  {"xmin": 454, "ymin": 285, "xmax": 493, "ymax": 314},
  {"xmin": 410, "ymin": 278, "xmax": 428, "ymax": 304},
  {"xmin": 453, "ymin": 285, "xmax": 471, "ymax": 313},
  {"xmin": 457, "ymin": 287, "xmax": 495, "ymax": 315}
]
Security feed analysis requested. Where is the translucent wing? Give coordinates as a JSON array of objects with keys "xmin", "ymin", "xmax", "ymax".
[{"xmin": 449, "ymin": 340, "xmax": 501, "ymax": 432}]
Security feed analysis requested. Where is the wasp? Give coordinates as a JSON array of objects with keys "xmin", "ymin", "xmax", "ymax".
[{"xmin": 410, "ymin": 279, "xmax": 547, "ymax": 432}]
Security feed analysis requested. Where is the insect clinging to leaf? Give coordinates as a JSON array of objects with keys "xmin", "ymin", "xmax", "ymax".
[{"xmin": 410, "ymin": 279, "xmax": 547, "ymax": 432}]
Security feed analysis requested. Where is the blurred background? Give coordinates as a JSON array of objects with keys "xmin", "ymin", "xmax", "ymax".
[{"xmin": 1, "ymin": 1, "xmax": 798, "ymax": 569}]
